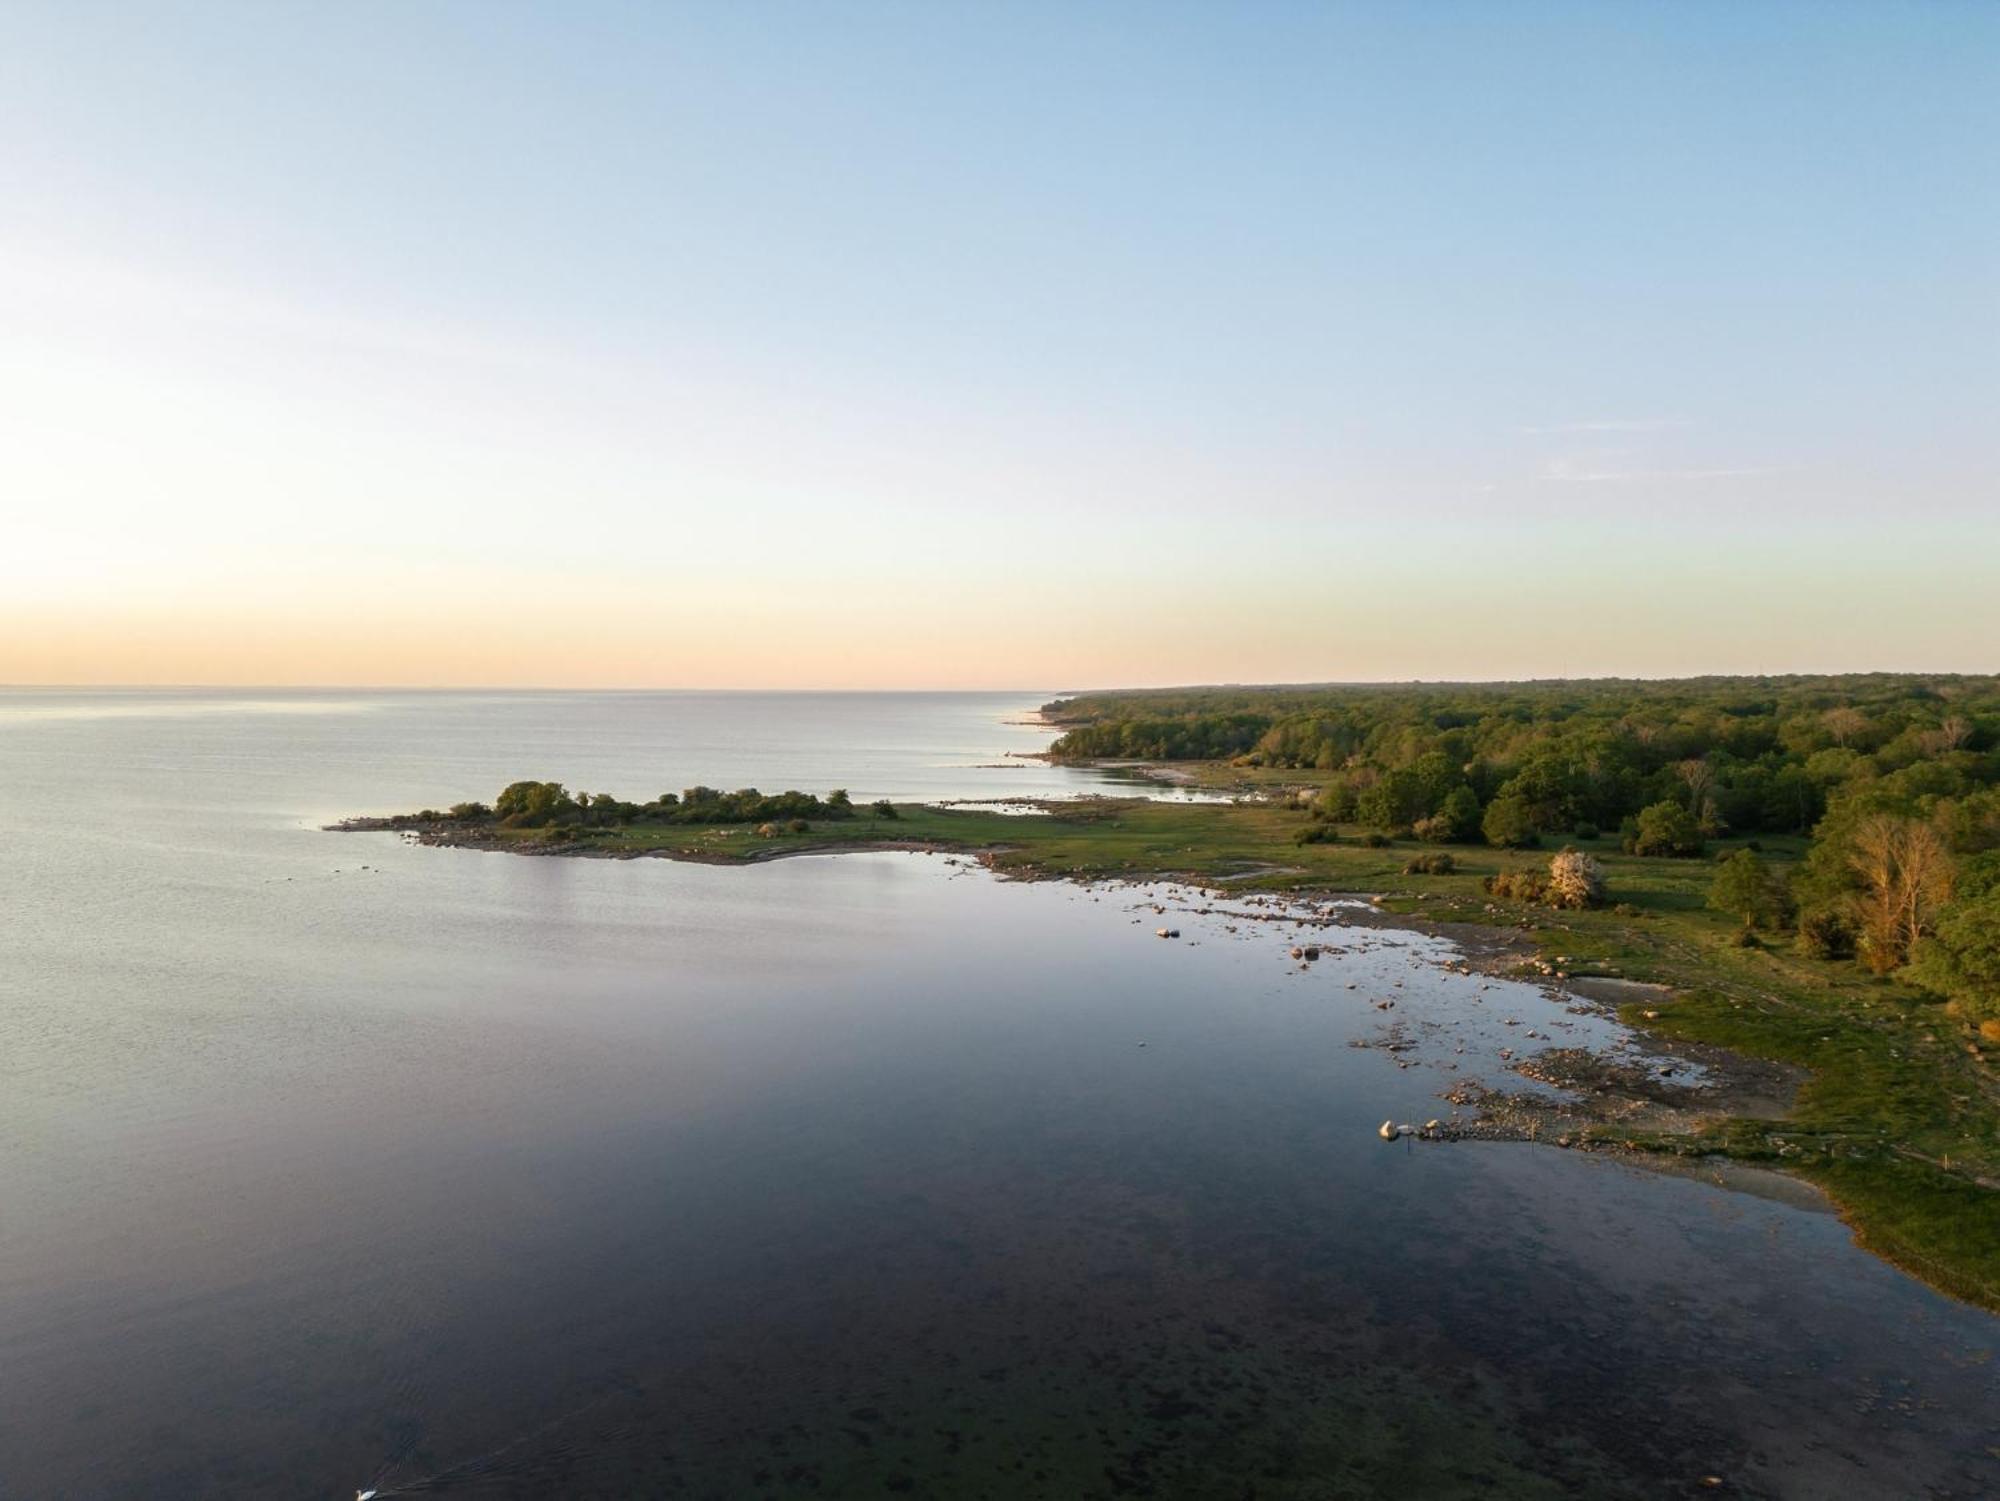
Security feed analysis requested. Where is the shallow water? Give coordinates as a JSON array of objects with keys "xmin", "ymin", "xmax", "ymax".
[{"xmin": 1, "ymin": 690, "xmax": 1995, "ymax": 1498}]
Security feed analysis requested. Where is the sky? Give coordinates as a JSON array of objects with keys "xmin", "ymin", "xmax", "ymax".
[{"xmin": 1, "ymin": 0, "xmax": 1994, "ymax": 689}]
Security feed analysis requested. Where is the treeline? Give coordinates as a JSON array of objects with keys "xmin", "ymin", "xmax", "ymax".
[
  {"xmin": 416, "ymin": 781, "xmax": 859, "ymax": 830},
  {"xmin": 1046, "ymin": 676, "xmax": 2000, "ymax": 1019}
]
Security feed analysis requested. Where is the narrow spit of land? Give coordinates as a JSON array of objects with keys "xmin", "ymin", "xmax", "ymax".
[{"xmin": 335, "ymin": 784, "xmax": 2000, "ymax": 1314}]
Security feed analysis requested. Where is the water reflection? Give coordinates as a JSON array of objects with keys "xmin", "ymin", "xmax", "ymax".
[{"xmin": 0, "ymin": 695, "xmax": 1995, "ymax": 1499}]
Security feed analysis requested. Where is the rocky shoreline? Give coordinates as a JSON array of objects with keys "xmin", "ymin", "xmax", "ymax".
[
  {"xmin": 336, "ymin": 812, "xmax": 1797, "ymax": 1172},
  {"xmin": 1048, "ymin": 877, "xmax": 1808, "ymax": 1173}
]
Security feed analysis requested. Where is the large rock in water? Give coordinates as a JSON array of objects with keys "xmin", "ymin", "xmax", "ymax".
[{"xmin": 1378, "ymin": 1119, "xmax": 1400, "ymax": 1140}]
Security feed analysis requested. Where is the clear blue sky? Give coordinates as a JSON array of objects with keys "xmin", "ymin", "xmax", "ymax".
[{"xmin": 2, "ymin": 1, "xmax": 1994, "ymax": 685}]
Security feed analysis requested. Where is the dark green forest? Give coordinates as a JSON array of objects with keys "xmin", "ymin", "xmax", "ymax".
[{"xmin": 1046, "ymin": 676, "xmax": 2000, "ymax": 1019}]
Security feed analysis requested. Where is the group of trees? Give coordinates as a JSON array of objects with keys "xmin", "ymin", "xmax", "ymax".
[
  {"xmin": 1701, "ymin": 777, "xmax": 2000, "ymax": 1026},
  {"xmin": 1047, "ymin": 676, "xmax": 2000, "ymax": 1020},
  {"xmin": 1048, "ymin": 676, "xmax": 1992, "ymax": 844},
  {"xmin": 485, "ymin": 781, "xmax": 857, "ymax": 831}
]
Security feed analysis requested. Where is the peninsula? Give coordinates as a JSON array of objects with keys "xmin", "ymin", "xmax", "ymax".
[{"xmin": 339, "ymin": 674, "xmax": 2000, "ymax": 1313}]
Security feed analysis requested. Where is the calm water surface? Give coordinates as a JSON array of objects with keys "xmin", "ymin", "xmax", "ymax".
[{"xmin": 1, "ymin": 690, "xmax": 1995, "ymax": 1499}]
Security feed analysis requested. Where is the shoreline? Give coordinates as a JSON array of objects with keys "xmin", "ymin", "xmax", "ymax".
[
  {"xmin": 331, "ymin": 780, "xmax": 2000, "ymax": 1314},
  {"xmin": 341, "ymin": 809, "xmax": 1796, "ymax": 1147},
  {"xmin": 333, "ymin": 816, "xmax": 1015, "ymax": 866}
]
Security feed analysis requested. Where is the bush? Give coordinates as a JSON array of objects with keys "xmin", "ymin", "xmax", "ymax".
[
  {"xmin": 1362, "ymin": 831, "xmax": 1392, "ymax": 848},
  {"xmin": 496, "ymin": 779, "xmax": 575, "ymax": 828},
  {"xmin": 1482, "ymin": 794, "xmax": 1539, "ymax": 849},
  {"xmin": 1908, "ymin": 888, "xmax": 2000, "ymax": 1022},
  {"xmin": 1796, "ymin": 907, "xmax": 1857, "ymax": 960},
  {"xmin": 1403, "ymin": 852, "xmax": 1456, "ymax": 874},
  {"xmin": 1707, "ymin": 849, "xmax": 1792, "ymax": 931},
  {"xmin": 1415, "ymin": 786, "xmax": 1483, "ymax": 844},
  {"xmin": 1319, "ymin": 783, "xmax": 1359, "ymax": 821},
  {"xmin": 1546, "ymin": 847, "xmax": 1606, "ymax": 909},
  {"xmin": 1572, "ymin": 821, "xmax": 1599, "ymax": 841},
  {"xmin": 1483, "ymin": 869, "xmax": 1550, "ymax": 903},
  {"xmin": 787, "ymin": 818, "xmax": 810, "ymax": 833},
  {"xmin": 1626, "ymin": 800, "xmax": 1705, "ymax": 857},
  {"xmin": 871, "ymin": 800, "xmax": 898, "ymax": 819},
  {"xmin": 1293, "ymin": 824, "xmax": 1338, "ymax": 846}
]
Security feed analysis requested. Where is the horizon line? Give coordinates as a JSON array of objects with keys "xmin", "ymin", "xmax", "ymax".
[{"xmin": 3, "ymin": 669, "xmax": 1994, "ymax": 696}]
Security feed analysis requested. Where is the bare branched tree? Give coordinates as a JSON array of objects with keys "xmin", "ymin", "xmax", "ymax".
[
  {"xmin": 1675, "ymin": 758, "xmax": 1717, "ymax": 826},
  {"xmin": 1847, "ymin": 814, "xmax": 1955, "ymax": 974},
  {"xmin": 1918, "ymin": 715, "xmax": 1973, "ymax": 757},
  {"xmin": 1823, "ymin": 706, "xmax": 1867, "ymax": 747}
]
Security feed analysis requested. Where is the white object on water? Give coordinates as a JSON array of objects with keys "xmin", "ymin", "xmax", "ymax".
[{"xmin": 358, "ymin": 1490, "xmax": 378, "ymax": 1500}]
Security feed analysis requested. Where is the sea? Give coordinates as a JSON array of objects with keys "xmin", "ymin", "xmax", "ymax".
[{"xmin": 1, "ymin": 688, "xmax": 1995, "ymax": 1498}]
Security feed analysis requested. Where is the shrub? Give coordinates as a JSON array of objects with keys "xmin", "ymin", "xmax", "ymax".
[
  {"xmin": 787, "ymin": 818, "xmax": 810, "ymax": 833},
  {"xmin": 1362, "ymin": 831, "xmax": 1392, "ymax": 848},
  {"xmin": 1572, "ymin": 821, "xmax": 1599, "ymax": 841},
  {"xmin": 1482, "ymin": 794, "xmax": 1539, "ymax": 849},
  {"xmin": 1707, "ymin": 849, "xmax": 1792, "ymax": 931},
  {"xmin": 1908, "ymin": 889, "xmax": 2000, "ymax": 1022},
  {"xmin": 1626, "ymin": 800, "xmax": 1705, "ymax": 857},
  {"xmin": 1319, "ymin": 783, "xmax": 1359, "ymax": 821},
  {"xmin": 1415, "ymin": 786, "xmax": 1482, "ymax": 844},
  {"xmin": 1796, "ymin": 907, "xmax": 1857, "ymax": 961},
  {"xmin": 871, "ymin": 800, "xmax": 898, "ymax": 819},
  {"xmin": 1403, "ymin": 852, "xmax": 1456, "ymax": 875},
  {"xmin": 496, "ymin": 779, "xmax": 575, "ymax": 828},
  {"xmin": 1483, "ymin": 869, "xmax": 1550, "ymax": 903},
  {"xmin": 1546, "ymin": 847, "xmax": 1606, "ymax": 909},
  {"xmin": 1293, "ymin": 824, "xmax": 1338, "ymax": 846}
]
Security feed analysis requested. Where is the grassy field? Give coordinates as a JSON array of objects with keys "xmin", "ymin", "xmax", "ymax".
[{"xmin": 437, "ymin": 786, "xmax": 2000, "ymax": 1310}]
